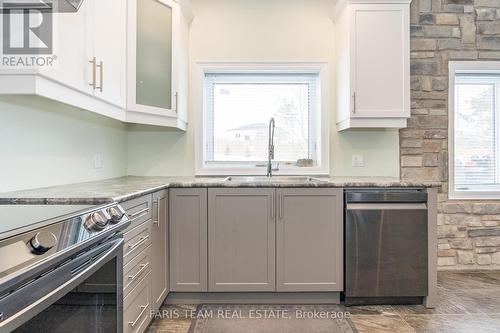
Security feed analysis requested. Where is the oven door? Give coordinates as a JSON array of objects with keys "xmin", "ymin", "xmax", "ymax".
[{"xmin": 0, "ymin": 237, "xmax": 123, "ymax": 333}]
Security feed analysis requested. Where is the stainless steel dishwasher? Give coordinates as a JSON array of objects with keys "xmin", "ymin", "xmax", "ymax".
[{"xmin": 344, "ymin": 188, "xmax": 428, "ymax": 306}]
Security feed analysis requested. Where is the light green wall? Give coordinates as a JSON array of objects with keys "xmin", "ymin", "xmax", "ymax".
[
  {"xmin": 0, "ymin": 96, "xmax": 127, "ymax": 192},
  {"xmin": 127, "ymin": 124, "xmax": 193, "ymax": 176},
  {"xmin": 127, "ymin": 0, "xmax": 400, "ymax": 177}
]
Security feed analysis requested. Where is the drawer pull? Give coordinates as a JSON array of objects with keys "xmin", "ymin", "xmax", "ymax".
[
  {"xmin": 129, "ymin": 303, "xmax": 149, "ymax": 327},
  {"xmin": 128, "ymin": 262, "xmax": 149, "ymax": 280},
  {"xmin": 127, "ymin": 236, "xmax": 149, "ymax": 250},
  {"xmin": 128, "ymin": 207, "xmax": 149, "ymax": 220}
]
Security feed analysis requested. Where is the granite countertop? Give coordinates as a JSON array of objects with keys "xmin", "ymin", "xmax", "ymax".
[{"xmin": 0, "ymin": 176, "xmax": 441, "ymax": 205}]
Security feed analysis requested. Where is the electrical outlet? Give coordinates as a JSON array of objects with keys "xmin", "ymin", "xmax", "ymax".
[
  {"xmin": 352, "ymin": 154, "xmax": 364, "ymax": 167},
  {"xmin": 94, "ymin": 153, "xmax": 102, "ymax": 169}
]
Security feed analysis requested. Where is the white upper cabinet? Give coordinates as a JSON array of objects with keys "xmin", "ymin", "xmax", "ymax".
[
  {"xmin": 126, "ymin": 0, "xmax": 191, "ymax": 130},
  {"xmin": 88, "ymin": 0, "xmax": 127, "ymax": 108},
  {"xmin": 39, "ymin": 0, "xmax": 91, "ymax": 96},
  {"xmin": 0, "ymin": 0, "xmax": 192, "ymax": 129},
  {"xmin": 0, "ymin": 0, "xmax": 127, "ymax": 120},
  {"xmin": 334, "ymin": 0, "xmax": 410, "ymax": 131}
]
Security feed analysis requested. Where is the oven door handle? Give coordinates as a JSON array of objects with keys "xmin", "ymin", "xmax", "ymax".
[{"xmin": 0, "ymin": 238, "xmax": 123, "ymax": 332}]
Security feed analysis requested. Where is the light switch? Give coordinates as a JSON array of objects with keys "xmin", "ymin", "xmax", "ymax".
[
  {"xmin": 94, "ymin": 153, "xmax": 102, "ymax": 169},
  {"xmin": 352, "ymin": 154, "xmax": 364, "ymax": 167}
]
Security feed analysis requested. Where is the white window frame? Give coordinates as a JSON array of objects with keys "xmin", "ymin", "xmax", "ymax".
[
  {"xmin": 449, "ymin": 61, "xmax": 500, "ymax": 200},
  {"xmin": 194, "ymin": 62, "xmax": 330, "ymax": 176}
]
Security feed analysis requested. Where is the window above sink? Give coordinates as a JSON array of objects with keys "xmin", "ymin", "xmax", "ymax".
[{"xmin": 194, "ymin": 63, "xmax": 330, "ymax": 176}]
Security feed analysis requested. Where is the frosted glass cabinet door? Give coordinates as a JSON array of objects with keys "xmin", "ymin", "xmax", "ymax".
[{"xmin": 136, "ymin": 0, "xmax": 174, "ymax": 110}]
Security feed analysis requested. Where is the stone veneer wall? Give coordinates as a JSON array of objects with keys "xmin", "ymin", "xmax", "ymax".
[{"xmin": 403, "ymin": 0, "xmax": 500, "ymax": 269}]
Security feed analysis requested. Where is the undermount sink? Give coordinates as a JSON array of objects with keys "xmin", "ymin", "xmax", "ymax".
[{"xmin": 223, "ymin": 176, "xmax": 324, "ymax": 183}]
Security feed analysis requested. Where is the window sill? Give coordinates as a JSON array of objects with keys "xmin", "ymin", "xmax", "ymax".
[
  {"xmin": 195, "ymin": 166, "xmax": 330, "ymax": 177},
  {"xmin": 449, "ymin": 191, "xmax": 500, "ymax": 201}
]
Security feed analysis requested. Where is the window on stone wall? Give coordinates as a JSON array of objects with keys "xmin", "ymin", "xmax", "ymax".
[{"xmin": 449, "ymin": 61, "xmax": 500, "ymax": 199}]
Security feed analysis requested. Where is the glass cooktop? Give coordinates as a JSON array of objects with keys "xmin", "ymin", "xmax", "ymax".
[{"xmin": 0, "ymin": 204, "xmax": 96, "ymax": 237}]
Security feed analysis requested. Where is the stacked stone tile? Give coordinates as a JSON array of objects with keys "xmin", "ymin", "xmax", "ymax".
[{"xmin": 403, "ymin": 0, "xmax": 500, "ymax": 269}]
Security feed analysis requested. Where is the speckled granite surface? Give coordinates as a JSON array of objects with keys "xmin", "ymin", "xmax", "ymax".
[{"xmin": 0, "ymin": 176, "xmax": 441, "ymax": 204}]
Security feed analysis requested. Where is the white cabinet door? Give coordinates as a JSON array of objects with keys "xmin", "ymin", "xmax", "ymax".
[
  {"xmin": 39, "ymin": 1, "xmax": 92, "ymax": 94},
  {"xmin": 127, "ymin": 0, "xmax": 179, "ymax": 116},
  {"xmin": 351, "ymin": 4, "xmax": 409, "ymax": 118},
  {"xmin": 174, "ymin": 5, "xmax": 190, "ymax": 123},
  {"xmin": 40, "ymin": 0, "xmax": 126, "ymax": 106},
  {"xmin": 88, "ymin": 0, "xmax": 126, "ymax": 107}
]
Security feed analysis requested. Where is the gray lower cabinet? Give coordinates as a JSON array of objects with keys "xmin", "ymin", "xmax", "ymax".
[
  {"xmin": 123, "ymin": 271, "xmax": 152, "ymax": 333},
  {"xmin": 121, "ymin": 194, "xmax": 153, "ymax": 333},
  {"xmin": 169, "ymin": 188, "xmax": 208, "ymax": 291},
  {"xmin": 276, "ymin": 188, "xmax": 343, "ymax": 292},
  {"xmin": 151, "ymin": 189, "xmax": 169, "ymax": 312},
  {"xmin": 167, "ymin": 187, "xmax": 343, "ymax": 294},
  {"xmin": 208, "ymin": 188, "xmax": 275, "ymax": 292}
]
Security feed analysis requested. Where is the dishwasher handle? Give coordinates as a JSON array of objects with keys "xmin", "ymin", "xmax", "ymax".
[
  {"xmin": 345, "ymin": 190, "xmax": 427, "ymax": 203},
  {"xmin": 346, "ymin": 203, "xmax": 427, "ymax": 210}
]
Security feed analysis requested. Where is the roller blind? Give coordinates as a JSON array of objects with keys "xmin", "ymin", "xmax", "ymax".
[
  {"xmin": 454, "ymin": 74, "xmax": 499, "ymax": 191},
  {"xmin": 203, "ymin": 73, "xmax": 320, "ymax": 166}
]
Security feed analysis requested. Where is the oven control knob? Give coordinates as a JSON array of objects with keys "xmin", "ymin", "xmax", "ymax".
[
  {"xmin": 29, "ymin": 231, "xmax": 57, "ymax": 254},
  {"xmin": 84, "ymin": 212, "xmax": 108, "ymax": 231},
  {"xmin": 107, "ymin": 206, "xmax": 125, "ymax": 224}
]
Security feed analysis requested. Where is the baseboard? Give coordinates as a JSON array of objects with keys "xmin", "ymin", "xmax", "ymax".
[{"xmin": 165, "ymin": 292, "xmax": 341, "ymax": 305}]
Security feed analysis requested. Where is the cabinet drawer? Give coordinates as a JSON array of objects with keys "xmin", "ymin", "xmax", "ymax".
[
  {"xmin": 122, "ymin": 195, "xmax": 152, "ymax": 230},
  {"xmin": 124, "ymin": 220, "xmax": 152, "ymax": 265},
  {"xmin": 124, "ymin": 272, "xmax": 152, "ymax": 333},
  {"xmin": 123, "ymin": 245, "xmax": 152, "ymax": 297}
]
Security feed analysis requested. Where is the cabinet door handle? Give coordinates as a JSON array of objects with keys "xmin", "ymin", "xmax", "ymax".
[
  {"xmin": 270, "ymin": 192, "xmax": 275, "ymax": 219},
  {"xmin": 153, "ymin": 198, "xmax": 160, "ymax": 226},
  {"xmin": 278, "ymin": 192, "xmax": 283, "ymax": 219},
  {"xmin": 96, "ymin": 60, "xmax": 103, "ymax": 92},
  {"xmin": 129, "ymin": 303, "xmax": 149, "ymax": 327},
  {"xmin": 352, "ymin": 92, "xmax": 356, "ymax": 114},
  {"xmin": 89, "ymin": 57, "xmax": 96, "ymax": 90},
  {"xmin": 173, "ymin": 92, "xmax": 178, "ymax": 113}
]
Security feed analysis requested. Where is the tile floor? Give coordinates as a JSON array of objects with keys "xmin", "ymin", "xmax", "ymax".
[{"xmin": 147, "ymin": 271, "xmax": 500, "ymax": 333}]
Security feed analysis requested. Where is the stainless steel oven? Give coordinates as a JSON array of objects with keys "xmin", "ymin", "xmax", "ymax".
[{"xmin": 0, "ymin": 203, "xmax": 130, "ymax": 333}]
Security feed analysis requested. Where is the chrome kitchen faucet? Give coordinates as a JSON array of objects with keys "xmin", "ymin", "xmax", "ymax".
[{"xmin": 267, "ymin": 117, "xmax": 276, "ymax": 177}]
